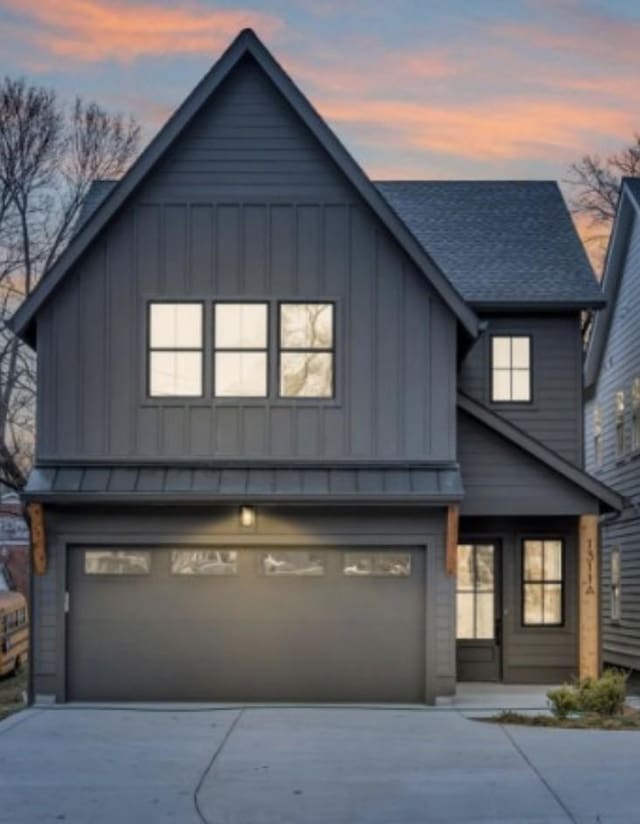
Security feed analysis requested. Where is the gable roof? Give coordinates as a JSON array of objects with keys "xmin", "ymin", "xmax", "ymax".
[
  {"xmin": 10, "ymin": 29, "xmax": 478, "ymax": 347},
  {"xmin": 458, "ymin": 392, "xmax": 623, "ymax": 512},
  {"xmin": 377, "ymin": 181, "xmax": 604, "ymax": 308},
  {"xmin": 585, "ymin": 178, "xmax": 640, "ymax": 388}
]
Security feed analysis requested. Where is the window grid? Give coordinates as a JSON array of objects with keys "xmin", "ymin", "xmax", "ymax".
[
  {"xmin": 213, "ymin": 302, "xmax": 268, "ymax": 398},
  {"xmin": 522, "ymin": 539, "xmax": 564, "ymax": 627},
  {"xmin": 615, "ymin": 391, "xmax": 626, "ymax": 457},
  {"xmin": 148, "ymin": 302, "xmax": 204, "ymax": 398},
  {"xmin": 491, "ymin": 336, "xmax": 531, "ymax": 403},
  {"xmin": 278, "ymin": 302, "xmax": 335, "ymax": 399}
]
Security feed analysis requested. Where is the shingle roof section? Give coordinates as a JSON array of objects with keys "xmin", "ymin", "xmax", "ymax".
[{"xmin": 376, "ymin": 180, "xmax": 603, "ymax": 306}]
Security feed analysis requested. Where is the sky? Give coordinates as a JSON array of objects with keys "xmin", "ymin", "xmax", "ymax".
[{"xmin": 0, "ymin": 0, "xmax": 638, "ymax": 193}]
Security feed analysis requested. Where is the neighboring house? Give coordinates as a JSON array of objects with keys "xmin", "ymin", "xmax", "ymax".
[
  {"xmin": 10, "ymin": 30, "xmax": 621, "ymax": 704},
  {"xmin": 0, "ymin": 494, "xmax": 29, "ymax": 598},
  {"xmin": 585, "ymin": 177, "xmax": 640, "ymax": 671}
]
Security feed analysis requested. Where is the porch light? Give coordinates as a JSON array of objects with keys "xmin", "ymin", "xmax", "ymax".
[{"xmin": 240, "ymin": 506, "xmax": 255, "ymax": 528}]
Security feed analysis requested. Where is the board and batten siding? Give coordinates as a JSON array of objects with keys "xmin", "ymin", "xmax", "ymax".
[
  {"xmin": 585, "ymin": 203, "xmax": 640, "ymax": 668},
  {"xmin": 35, "ymin": 56, "xmax": 457, "ymax": 463},
  {"xmin": 460, "ymin": 314, "xmax": 584, "ymax": 465},
  {"xmin": 35, "ymin": 506, "xmax": 454, "ymax": 701}
]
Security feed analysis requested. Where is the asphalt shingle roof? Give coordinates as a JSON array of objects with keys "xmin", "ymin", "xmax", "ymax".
[{"xmin": 375, "ymin": 180, "xmax": 603, "ymax": 306}]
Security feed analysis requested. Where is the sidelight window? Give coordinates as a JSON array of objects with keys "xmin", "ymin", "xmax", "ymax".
[
  {"xmin": 148, "ymin": 303, "xmax": 203, "ymax": 397},
  {"xmin": 456, "ymin": 544, "xmax": 495, "ymax": 639},
  {"xmin": 279, "ymin": 303, "xmax": 334, "ymax": 398},
  {"xmin": 214, "ymin": 303, "xmax": 268, "ymax": 397},
  {"xmin": 522, "ymin": 539, "xmax": 563, "ymax": 626},
  {"xmin": 491, "ymin": 336, "xmax": 531, "ymax": 402}
]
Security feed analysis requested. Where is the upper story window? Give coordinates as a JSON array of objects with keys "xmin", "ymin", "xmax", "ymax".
[
  {"xmin": 615, "ymin": 390, "xmax": 625, "ymax": 457},
  {"xmin": 148, "ymin": 303, "xmax": 203, "ymax": 397},
  {"xmin": 593, "ymin": 405, "xmax": 603, "ymax": 467},
  {"xmin": 214, "ymin": 303, "xmax": 268, "ymax": 397},
  {"xmin": 632, "ymin": 378, "xmax": 640, "ymax": 451},
  {"xmin": 490, "ymin": 336, "xmax": 531, "ymax": 403},
  {"xmin": 279, "ymin": 303, "xmax": 334, "ymax": 398},
  {"xmin": 611, "ymin": 547, "xmax": 621, "ymax": 623}
]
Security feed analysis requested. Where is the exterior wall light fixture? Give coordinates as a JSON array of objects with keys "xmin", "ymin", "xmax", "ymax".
[{"xmin": 240, "ymin": 505, "xmax": 256, "ymax": 528}]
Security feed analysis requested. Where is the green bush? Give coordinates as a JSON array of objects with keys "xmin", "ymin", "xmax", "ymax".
[
  {"xmin": 547, "ymin": 669, "xmax": 628, "ymax": 718},
  {"xmin": 547, "ymin": 684, "xmax": 578, "ymax": 719}
]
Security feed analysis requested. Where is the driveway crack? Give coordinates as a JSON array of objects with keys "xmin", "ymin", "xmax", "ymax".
[
  {"xmin": 193, "ymin": 707, "xmax": 245, "ymax": 824},
  {"xmin": 499, "ymin": 723, "xmax": 577, "ymax": 824}
]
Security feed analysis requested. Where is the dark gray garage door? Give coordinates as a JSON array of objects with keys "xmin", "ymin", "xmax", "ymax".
[{"xmin": 67, "ymin": 546, "xmax": 425, "ymax": 703}]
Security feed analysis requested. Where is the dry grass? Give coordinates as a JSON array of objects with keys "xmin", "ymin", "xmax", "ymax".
[
  {"xmin": 481, "ymin": 707, "xmax": 640, "ymax": 731},
  {"xmin": 0, "ymin": 666, "xmax": 27, "ymax": 722}
]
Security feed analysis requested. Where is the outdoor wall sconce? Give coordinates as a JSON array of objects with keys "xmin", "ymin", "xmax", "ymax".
[{"xmin": 240, "ymin": 505, "xmax": 256, "ymax": 528}]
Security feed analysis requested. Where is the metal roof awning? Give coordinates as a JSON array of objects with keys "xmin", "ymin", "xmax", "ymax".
[{"xmin": 23, "ymin": 463, "xmax": 464, "ymax": 506}]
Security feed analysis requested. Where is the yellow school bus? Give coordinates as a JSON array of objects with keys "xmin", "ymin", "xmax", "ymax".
[{"xmin": 0, "ymin": 592, "xmax": 28, "ymax": 677}]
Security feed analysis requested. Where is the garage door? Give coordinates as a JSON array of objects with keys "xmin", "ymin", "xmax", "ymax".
[{"xmin": 67, "ymin": 546, "xmax": 426, "ymax": 702}]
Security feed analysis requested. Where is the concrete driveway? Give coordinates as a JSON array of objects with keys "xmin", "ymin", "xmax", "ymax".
[{"xmin": 1, "ymin": 705, "xmax": 639, "ymax": 823}]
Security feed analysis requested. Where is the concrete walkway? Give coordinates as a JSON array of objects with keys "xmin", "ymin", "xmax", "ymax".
[{"xmin": 1, "ymin": 704, "xmax": 639, "ymax": 823}]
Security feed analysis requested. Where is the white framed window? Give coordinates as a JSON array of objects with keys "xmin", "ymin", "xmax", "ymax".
[
  {"xmin": 615, "ymin": 391, "xmax": 626, "ymax": 457},
  {"xmin": 611, "ymin": 547, "xmax": 621, "ymax": 623},
  {"xmin": 148, "ymin": 303, "xmax": 203, "ymax": 397},
  {"xmin": 593, "ymin": 405, "xmax": 603, "ymax": 467},
  {"xmin": 491, "ymin": 336, "xmax": 531, "ymax": 402},
  {"xmin": 214, "ymin": 303, "xmax": 268, "ymax": 397},
  {"xmin": 632, "ymin": 379, "xmax": 640, "ymax": 451},
  {"xmin": 279, "ymin": 303, "xmax": 334, "ymax": 398}
]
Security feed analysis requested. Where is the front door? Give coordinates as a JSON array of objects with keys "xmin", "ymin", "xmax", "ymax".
[{"xmin": 456, "ymin": 542, "xmax": 501, "ymax": 681}]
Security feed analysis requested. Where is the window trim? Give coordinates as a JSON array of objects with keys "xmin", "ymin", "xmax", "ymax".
[
  {"xmin": 146, "ymin": 300, "xmax": 205, "ymax": 399},
  {"xmin": 212, "ymin": 300, "xmax": 270, "ymax": 399},
  {"xmin": 521, "ymin": 538, "xmax": 565, "ymax": 628},
  {"xmin": 611, "ymin": 546, "xmax": 622, "ymax": 624},
  {"xmin": 489, "ymin": 334, "xmax": 533, "ymax": 405},
  {"xmin": 277, "ymin": 301, "xmax": 336, "ymax": 400}
]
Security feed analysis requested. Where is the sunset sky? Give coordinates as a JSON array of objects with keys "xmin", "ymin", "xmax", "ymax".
[{"xmin": 1, "ymin": 0, "xmax": 638, "ymax": 187}]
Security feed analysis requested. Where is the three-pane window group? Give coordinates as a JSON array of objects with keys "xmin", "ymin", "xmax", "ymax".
[{"xmin": 148, "ymin": 302, "xmax": 334, "ymax": 399}]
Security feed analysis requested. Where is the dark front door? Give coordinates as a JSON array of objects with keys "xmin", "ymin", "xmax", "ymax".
[{"xmin": 456, "ymin": 542, "xmax": 501, "ymax": 681}]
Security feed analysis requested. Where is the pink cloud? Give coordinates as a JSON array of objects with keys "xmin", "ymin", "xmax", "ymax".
[{"xmin": 3, "ymin": 0, "xmax": 282, "ymax": 63}]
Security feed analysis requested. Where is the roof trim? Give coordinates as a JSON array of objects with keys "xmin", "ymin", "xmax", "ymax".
[
  {"xmin": 10, "ymin": 29, "xmax": 478, "ymax": 346},
  {"xmin": 458, "ymin": 392, "xmax": 624, "ymax": 512},
  {"xmin": 585, "ymin": 179, "xmax": 640, "ymax": 388},
  {"xmin": 469, "ymin": 299, "xmax": 605, "ymax": 311}
]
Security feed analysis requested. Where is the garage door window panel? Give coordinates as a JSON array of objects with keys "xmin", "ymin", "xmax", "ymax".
[
  {"xmin": 84, "ymin": 550, "xmax": 151, "ymax": 575},
  {"xmin": 260, "ymin": 551, "xmax": 326, "ymax": 576},
  {"xmin": 171, "ymin": 550, "xmax": 238, "ymax": 576},
  {"xmin": 343, "ymin": 552, "xmax": 412, "ymax": 577}
]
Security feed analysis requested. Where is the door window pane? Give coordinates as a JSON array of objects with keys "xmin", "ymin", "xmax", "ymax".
[
  {"xmin": 85, "ymin": 550, "xmax": 151, "ymax": 575},
  {"xmin": 456, "ymin": 544, "xmax": 495, "ymax": 639},
  {"xmin": 522, "ymin": 539, "xmax": 563, "ymax": 626},
  {"xmin": 260, "ymin": 551, "xmax": 325, "ymax": 576},
  {"xmin": 170, "ymin": 550, "xmax": 238, "ymax": 575}
]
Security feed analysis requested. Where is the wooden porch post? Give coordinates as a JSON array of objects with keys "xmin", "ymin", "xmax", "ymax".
[
  {"xmin": 26, "ymin": 502, "xmax": 47, "ymax": 576},
  {"xmin": 578, "ymin": 515, "xmax": 600, "ymax": 679},
  {"xmin": 446, "ymin": 504, "xmax": 459, "ymax": 576}
]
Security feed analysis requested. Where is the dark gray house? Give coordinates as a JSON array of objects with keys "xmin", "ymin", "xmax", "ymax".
[
  {"xmin": 585, "ymin": 178, "xmax": 640, "ymax": 671},
  {"xmin": 12, "ymin": 30, "xmax": 621, "ymax": 704}
]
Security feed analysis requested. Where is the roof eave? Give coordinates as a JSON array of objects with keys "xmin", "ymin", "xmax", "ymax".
[{"xmin": 469, "ymin": 298, "xmax": 605, "ymax": 312}]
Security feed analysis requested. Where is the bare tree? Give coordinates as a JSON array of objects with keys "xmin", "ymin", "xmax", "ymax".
[
  {"xmin": 566, "ymin": 135, "xmax": 640, "ymax": 275},
  {"xmin": 0, "ymin": 78, "xmax": 140, "ymax": 491}
]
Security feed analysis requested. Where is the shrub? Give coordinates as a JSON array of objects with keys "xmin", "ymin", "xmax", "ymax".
[
  {"xmin": 547, "ymin": 684, "xmax": 579, "ymax": 719},
  {"xmin": 547, "ymin": 669, "xmax": 628, "ymax": 718},
  {"xmin": 577, "ymin": 669, "xmax": 627, "ymax": 716}
]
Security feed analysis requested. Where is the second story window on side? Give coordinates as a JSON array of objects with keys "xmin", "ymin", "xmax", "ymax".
[
  {"xmin": 279, "ymin": 303, "xmax": 334, "ymax": 398},
  {"xmin": 615, "ymin": 390, "xmax": 626, "ymax": 457},
  {"xmin": 632, "ymin": 378, "xmax": 640, "ymax": 451},
  {"xmin": 148, "ymin": 303, "xmax": 203, "ymax": 397},
  {"xmin": 611, "ymin": 547, "xmax": 621, "ymax": 623},
  {"xmin": 593, "ymin": 405, "xmax": 603, "ymax": 467},
  {"xmin": 491, "ymin": 336, "xmax": 531, "ymax": 403},
  {"xmin": 214, "ymin": 303, "xmax": 268, "ymax": 397}
]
